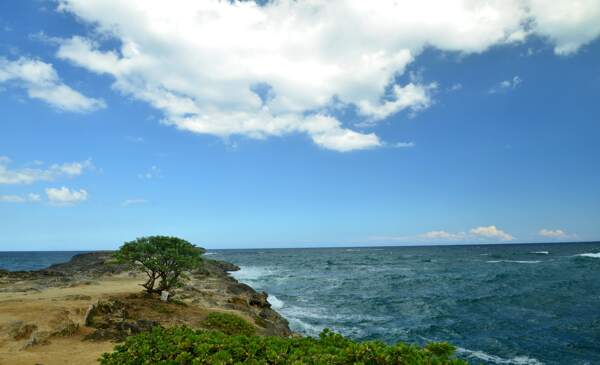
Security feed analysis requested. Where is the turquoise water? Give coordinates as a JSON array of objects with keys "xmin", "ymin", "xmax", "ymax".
[
  {"xmin": 2, "ymin": 243, "xmax": 599, "ymax": 364},
  {"xmin": 211, "ymin": 243, "xmax": 600, "ymax": 365}
]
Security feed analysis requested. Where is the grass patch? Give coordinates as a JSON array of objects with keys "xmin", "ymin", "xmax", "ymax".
[{"xmin": 200, "ymin": 312, "xmax": 256, "ymax": 336}]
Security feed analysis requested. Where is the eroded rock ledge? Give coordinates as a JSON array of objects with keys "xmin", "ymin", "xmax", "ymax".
[{"xmin": 0, "ymin": 252, "xmax": 291, "ymax": 365}]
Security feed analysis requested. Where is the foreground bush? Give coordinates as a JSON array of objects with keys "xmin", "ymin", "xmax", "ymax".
[
  {"xmin": 201, "ymin": 312, "xmax": 256, "ymax": 336},
  {"xmin": 100, "ymin": 326, "xmax": 467, "ymax": 364}
]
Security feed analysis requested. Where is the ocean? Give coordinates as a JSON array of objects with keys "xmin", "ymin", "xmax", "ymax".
[{"xmin": 2, "ymin": 242, "xmax": 599, "ymax": 364}]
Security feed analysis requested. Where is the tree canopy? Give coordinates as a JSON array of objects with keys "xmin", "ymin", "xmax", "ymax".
[{"xmin": 114, "ymin": 236, "xmax": 204, "ymax": 293}]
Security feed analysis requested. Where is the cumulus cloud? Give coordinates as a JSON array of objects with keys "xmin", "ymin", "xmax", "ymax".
[
  {"xmin": 45, "ymin": 186, "xmax": 88, "ymax": 205},
  {"xmin": 376, "ymin": 225, "xmax": 515, "ymax": 243},
  {"xmin": 539, "ymin": 228, "xmax": 577, "ymax": 240},
  {"xmin": 417, "ymin": 225, "xmax": 514, "ymax": 241},
  {"xmin": 419, "ymin": 230, "xmax": 466, "ymax": 241},
  {"xmin": 528, "ymin": 0, "xmax": 600, "ymax": 55},
  {"xmin": 51, "ymin": 0, "xmax": 600, "ymax": 151},
  {"xmin": 469, "ymin": 225, "xmax": 514, "ymax": 241},
  {"xmin": 418, "ymin": 225, "xmax": 514, "ymax": 242},
  {"xmin": 0, "ymin": 193, "xmax": 41, "ymax": 203},
  {"xmin": 0, "ymin": 156, "xmax": 93, "ymax": 184},
  {"xmin": 0, "ymin": 57, "xmax": 105, "ymax": 112}
]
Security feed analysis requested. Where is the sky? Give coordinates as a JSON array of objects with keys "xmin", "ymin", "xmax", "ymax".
[{"xmin": 1, "ymin": 0, "xmax": 599, "ymax": 250}]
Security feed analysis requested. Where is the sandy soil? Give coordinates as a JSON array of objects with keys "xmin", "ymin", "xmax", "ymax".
[{"xmin": 0, "ymin": 274, "xmax": 142, "ymax": 365}]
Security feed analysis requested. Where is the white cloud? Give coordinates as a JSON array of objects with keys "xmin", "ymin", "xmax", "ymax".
[
  {"xmin": 0, "ymin": 57, "xmax": 105, "ymax": 112},
  {"xmin": 419, "ymin": 230, "xmax": 466, "ymax": 241},
  {"xmin": 0, "ymin": 156, "xmax": 93, "ymax": 184},
  {"xmin": 45, "ymin": 186, "xmax": 88, "ymax": 205},
  {"xmin": 0, "ymin": 193, "xmax": 41, "ymax": 203},
  {"xmin": 539, "ymin": 228, "xmax": 577, "ymax": 240},
  {"xmin": 52, "ymin": 0, "xmax": 600, "ymax": 151},
  {"xmin": 528, "ymin": 0, "xmax": 600, "ymax": 55},
  {"xmin": 489, "ymin": 76, "xmax": 522, "ymax": 93},
  {"xmin": 469, "ymin": 225, "xmax": 514, "ymax": 241},
  {"xmin": 377, "ymin": 225, "xmax": 515, "ymax": 243},
  {"xmin": 358, "ymin": 82, "xmax": 436, "ymax": 123},
  {"xmin": 57, "ymin": 0, "xmax": 600, "ymax": 151},
  {"xmin": 539, "ymin": 228, "xmax": 566, "ymax": 238},
  {"xmin": 122, "ymin": 198, "xmax": 148, "ymax": 206},
  {"xmin": 393, "ymin": 141, "xmax": 416, "ymax": 148}
]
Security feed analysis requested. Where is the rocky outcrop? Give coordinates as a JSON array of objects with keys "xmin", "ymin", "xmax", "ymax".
[{"xmin": 0, "ymin": 251, "xmax": 291, "ymax": 359}]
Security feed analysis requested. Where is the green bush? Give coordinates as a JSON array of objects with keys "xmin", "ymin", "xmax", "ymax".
[
  {"xmin": 201, "ymin": 312, "xmax": 256, "ymax": 336},
  {"xmin": 100, "ymin": 326, "xmax": 468, "ymax": 365},
  {"xmin": 113, "ymin": 236, "xmax": 204, "ymax": 293}
]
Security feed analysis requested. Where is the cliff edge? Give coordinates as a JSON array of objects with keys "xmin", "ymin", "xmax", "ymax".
[{"xmin": 0, "ymin": 252, "xmax": 291, "ymax": 365}]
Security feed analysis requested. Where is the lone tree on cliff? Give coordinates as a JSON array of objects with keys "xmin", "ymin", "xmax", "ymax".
[{"xmin": 114, "ymin": 236, "xmax": 204, "ymax": 293}]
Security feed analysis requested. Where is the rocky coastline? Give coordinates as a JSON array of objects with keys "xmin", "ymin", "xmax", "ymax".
[{"xmin": 0, "ymin": 252, "xmax": 291, "ymax": 365}]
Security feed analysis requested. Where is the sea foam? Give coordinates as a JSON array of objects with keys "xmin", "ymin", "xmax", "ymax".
[
  {"xmin": 576, "ymin": 252, "xmax": 600, "ymax": 258},
  {"xmin": 486, "ymin": 260, "xmax": 541, "ymax": 264},
  {"xmin": 457, "ymin": 347, "xmax": 544, "ymax": 365},
  {"xmin": 267, "ymin": 294, "xmax": 284, "ymax": 310},
  {"xmin": 230, "ymin": 266, "xmax": 273, "ymax": 282}
]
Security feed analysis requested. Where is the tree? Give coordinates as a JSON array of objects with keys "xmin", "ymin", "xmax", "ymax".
[{"xmin": 114, "ymin": 236, "xmax": 204, "ymax": 293}]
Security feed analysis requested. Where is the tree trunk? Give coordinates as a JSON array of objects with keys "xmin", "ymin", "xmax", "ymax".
[{"xmin": 142, "ymin": 272, "xmax": 158, "ymax": 293}]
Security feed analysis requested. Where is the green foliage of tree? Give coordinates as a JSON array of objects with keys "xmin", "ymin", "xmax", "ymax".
[
  {"xmin": 100, "ymin": 326, "xmax": 468, "ymax": 365},
  {"xmin": 201, "ymin": 312, "xmax": 256, "ymax": 336},
  {"xmin": 114, "ymin": 236, "xmax": 204, "ymax": 293}
]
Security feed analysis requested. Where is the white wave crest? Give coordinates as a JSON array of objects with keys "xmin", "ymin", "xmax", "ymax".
[
  {"xmin": 486, "ymin": 260, "xmax": 541, "ymax": 264},
  {"xmin": 267, "ymin": 294, "xmax": 284, "ymax": 310},
  {"xmin": 530, "ymin": 251, "xmax": 549, "ymax": 255},
  {"xmin": 287, "ymin": 317, "xmax": 326, "ymax": 337},
  {"xmin": 230, "ymin": 266, "xmax": 274, "ymax": 283},
  {"xmin": 576, "ymin": 252, "xmax": 600, "ymax": 258},
  {"xmin": 457, "ymin": 347, "xmax": 544, "ymax": 365}
]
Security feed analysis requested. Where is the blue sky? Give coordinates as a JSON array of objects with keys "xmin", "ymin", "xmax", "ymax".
[{"xmin": 1, "ymin": 1, "xmax": 599, "ymax": 250}]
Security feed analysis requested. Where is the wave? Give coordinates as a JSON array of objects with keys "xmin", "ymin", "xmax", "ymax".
[
  {"xmin": 530, "ymin": 251, "xmax": 549, "ymax": 255},
  {"xmin": 203, "ymin": 252, "xmax": 216, "ymax": 256},
  {"xmin": 576, "ymin": 253, "xmax": 600, "ymax": 258},
  {"xmin": 287, "ymin": 317, "xmax": 325, "ymax": 337},
  {"xmin": 486, "ymin": 260, "xmax": 541, "ymax": 264},
  {"xmin": 230, "ymin": 266, "xmax": 275, "ymax": 284},
  {"xmin": 457, "ymin": 347, "xmax": 544, "ymax": 365},
  {"xmin": 267, "ymin": 294, "xmax": 284, "ymax": 310}
]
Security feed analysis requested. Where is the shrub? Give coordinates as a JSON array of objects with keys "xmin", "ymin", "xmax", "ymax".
[
  {"xmin": 100, "ymin": 326, "xmax": 468, "ymax": 365},
  {"xmin": 114, "ymin": 236, "xmax": 204, "ymax": 293},
  {"xmin": 201, "ymin": 312, "xmax": 256, "ymax": 336}
]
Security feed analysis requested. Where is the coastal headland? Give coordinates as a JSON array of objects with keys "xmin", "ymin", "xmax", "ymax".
[{"xmin": 0, "ymin": 252, "xmax": 291, "ymax": 365}]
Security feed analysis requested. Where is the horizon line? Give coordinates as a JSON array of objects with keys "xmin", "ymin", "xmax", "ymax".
[{"xmin": 1, "ymin": 240, "xmax": 599, "ymax": 252}]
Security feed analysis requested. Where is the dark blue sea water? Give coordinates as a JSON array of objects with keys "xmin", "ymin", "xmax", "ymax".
[
  {"xmin": 0, "ymin": 251, "xmax": 86, "ymax": 271},
  {"xmin": 2, "ymin": 243, "xmax": 599, "ymax": 364},
  {"xmin": 212, "ymin": 243, "xmax": 600, "ymax": 365}
]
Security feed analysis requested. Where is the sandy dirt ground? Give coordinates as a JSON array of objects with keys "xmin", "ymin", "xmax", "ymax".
[{"xmin": 0, "ymin": 274, "xmax": 141, "ymax": 365}]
